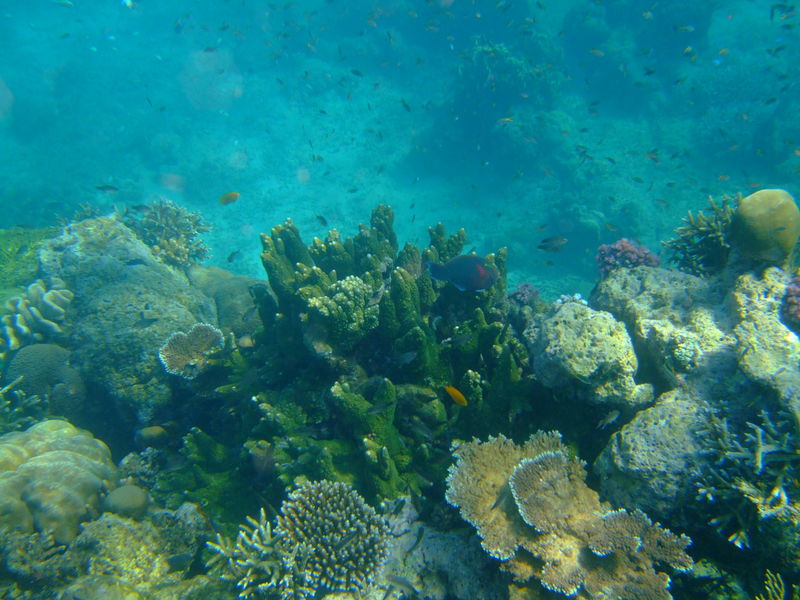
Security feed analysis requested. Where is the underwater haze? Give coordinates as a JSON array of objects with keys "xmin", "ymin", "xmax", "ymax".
[{"xmin": 2, "ymin": 1, "xmax": 800, "ymax": 599}]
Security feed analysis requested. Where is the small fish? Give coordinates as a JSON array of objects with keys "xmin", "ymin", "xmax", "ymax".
[
  {"xmin": 674, "ymin": 24, "xmax": 695, "ymax": 33},
  {"xmin": 385, "ymin": 575, "xmax": 418, "ymax": 597},
  {"xmin": 597, "ymin": 409, "xmax": 620, "ymax": 429},
  {"xmin": 227, "ymin": 250, "xmax": 241, "ymax": 263},
  {"xmin": 393, "ymin": 351, "xmax": 418, "ymax": 366},
  {"xmin": 537, "ymin": 236, "xmax": 568, "ymax": 252},
  {"xmin": 400, "ymin": 98, "xmax": 411, "ymax": 112},
  {"xmin": 367, "ymin": 400, "xmax": 394, "ymax": 415},
  {"xmin": 444, "ymin": 385, "xmax": 467, "ymax": 406},
  {"xmin": 350, "ymin": 69, "xmax": 363, "ymax": 77},
  {"xmin": 496, "ymin": 117, "xmax": 514, "ymax": 124},
  {"xmin": 316, "ymin": 215, "xmax": 328, "ymax": 226},
  {"xmin": 427, "ymin": 254, "xmax": 499, "ymax": 291},
  {"xmin": 237, "ymin": 334, "xmax": 256, "ymax": 348},
  {"xmin": 220, "ymin": 192, "xmax": 240, "ymax": 205},
  {"xmin": 133, "ymin": 312, "xmax": 159, "ymax": 329},
  {"xmin": 166, "ymin": 552, "xmax": 194, "ymax": 572},
  {"xmin": 96, "ymin": 184, "xmax": 119, "ymax": 193},
  {"xmin": 441, "ymin": 333, "xmax": 472, "ymax": 347},
  {"xmin": 52, "ymin": 0, "xmax": 74, "ymax": 7},
  {"xmin": 589, "ymin": 48, "xmax": 605, "ymax": 57}
]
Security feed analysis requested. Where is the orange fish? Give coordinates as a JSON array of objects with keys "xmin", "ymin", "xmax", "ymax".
[
  {"xmin": 444, "ymin": 385, "xmax": 467, "ymax": 406},
  {"xmin": 220, "ymin": 192, "xmax": 240, "ymax": 205}
]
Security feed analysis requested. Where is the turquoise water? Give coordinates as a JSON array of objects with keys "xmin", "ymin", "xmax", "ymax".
[
  {"xmin": 2, "ymin": 2, "xmax": 800, "ymax": 599},
  {"xmin": 3, "ymin": 1, "xmax": 796, "ymax": 294}
]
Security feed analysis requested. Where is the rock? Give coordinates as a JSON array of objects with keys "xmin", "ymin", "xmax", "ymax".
[
  {"xmin": 38, "ymin": 217, "xmax": 216, "ymax": 424},
  {"xmin": 527, "ymin": 300, "xmax": 653, "ymax": 409},
  {"xmin": 594, "ymin": 389, "xmax": 709, "ymax": 522},
  {"xmin": 103, "ymin": 484, "xmax": 149, "ymax": 519}
]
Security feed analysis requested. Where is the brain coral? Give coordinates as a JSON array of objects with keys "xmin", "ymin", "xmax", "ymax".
[
  {"xmin": 275, "ymin": 479, "xmax": 391, "ymax": 600},
  {"xmin": 731, "ymin": 188, "xmax": 800, "ymax": 265},
  {"xmin": 0, "ymin": 420, "xmax": 117, "ymax": 543}
]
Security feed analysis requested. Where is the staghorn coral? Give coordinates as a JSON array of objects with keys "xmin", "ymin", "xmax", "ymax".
[
  {"xmin": 596, "ymin": 238, "xmax": 660, "ymax": 277},
  {"xmin": 275, "ymin": 479, "xmax": 391, "ymax": 600},
  {"xmin": 120, "ymin": 199, "xmax": 211, "ymax": 268},
  {"xmin": 158, "ymin": 322, "xmax": 224, "ymax": 379},
  {"xmin": 0, "ymin": 278, "xmax": 73, "ymax": 354},
  {"xmin": 446, "ymin": 432, "xmax": 693, "ymax": 600},
  {"xmin": 662, "ymin": 195, "xmax": 734, "ymax": 276},
  {"xmin": 208, "ymin": 480, "xmax": 390, "ymax": 600},
  {"xmin": 207, "ymin": 508, "xmax": 282, "ymax": 599}
]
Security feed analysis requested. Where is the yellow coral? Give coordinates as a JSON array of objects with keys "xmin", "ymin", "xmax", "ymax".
[{"xmin": 731, "ymin": 188, "xmax": 800, "ymax": 265}]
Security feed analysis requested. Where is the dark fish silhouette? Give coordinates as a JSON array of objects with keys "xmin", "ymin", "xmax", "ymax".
[{"xmin": 427, "ymin": 254, "xmax": 499, "ymax": 291}]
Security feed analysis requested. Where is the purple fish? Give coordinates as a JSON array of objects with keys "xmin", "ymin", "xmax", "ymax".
[{"xmin": 427, "ymin": 254, "xmax": 499, "ymax": 291}]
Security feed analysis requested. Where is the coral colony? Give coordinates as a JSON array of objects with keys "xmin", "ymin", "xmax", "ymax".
[{"xmin": 1, "ymin": 188, "xmax": 800, "ymax": 600}]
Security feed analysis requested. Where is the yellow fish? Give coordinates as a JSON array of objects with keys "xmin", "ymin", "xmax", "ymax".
[{"xmin": 444, "ymin": 385, "xmax": 467, "ymax": 406}]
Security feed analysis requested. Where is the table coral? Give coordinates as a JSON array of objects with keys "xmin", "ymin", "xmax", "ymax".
[
  {"xmin": 0, "ymin": 420, "xmax": 117, "ymax": 544},
  {"xmin": 446, "ymin": 432, "xmax": 693, "ymax": 600},
  {"xmin": 158, "ymin": 322, "xmax": 224, "ymax": 379}
]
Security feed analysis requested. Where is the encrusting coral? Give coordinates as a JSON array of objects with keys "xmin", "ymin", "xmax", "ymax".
[
  {"xmin": 207, "ymin": 479, "xmax": 391, "ymax": 600},
  {"xmin": 158, "ymin": 322, "xmax": 224, "ymax": 379},
  {"xmin": 446, "ymin": 432, "xmax": 693, "ymax": 600}
]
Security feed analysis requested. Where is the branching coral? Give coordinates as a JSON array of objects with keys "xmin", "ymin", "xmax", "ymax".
[
  {"xmin": 275, "ymin": 479, "xmax": 391, "ymax": 600},
  {"xmin": 207, "ymin": 508, "xmax": 282, "ymax": 599},
  {"xmin": 207, "ymin": 480, "xmax": 390, "ymax": 600},
  {"xmin": 446, "ymin": 432, "xmax": 693, "ymax": 600},
  {"xmin": 158, "ymin": 322, "xmax": 224, "ymax": 379},
  {"xmin": 120, "ymin": 199, "xmax": 210, "ymax": 268},
  {"xmin": 697, "ymin": 407, "xmax": 800, "ymax": 550},
  {"xmin": 662, "ymin": 195, "xmax": 734, "ymax": 276}
]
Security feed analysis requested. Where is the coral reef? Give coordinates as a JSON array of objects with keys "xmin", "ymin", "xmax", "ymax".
[
  {"xmin": 596, "ymin": 237, "xmax": 660, "ymax": 277},
  {"xmin": 0, "ymin": 376, "xmax": 47, "ymax": 436},
  {"xmin": 208, "ymin": 480, "xmax": 390, "ymax": 600},
  {"xmin": 446, "ymin": 432, "xmax": 693, "ymax": 599},
  {"xmin": 0, "ymin": 279, "xmax": 73, "ymax": 355},
  {"xmin": 662, "ymin": 195, "xmax": 735, "ymax": 276},
  {"xmin": 119, "ymin": 199, "xmax": 211, "ymax": 269},
  {"xmin": 0, "ymin": 420, "xmax": 117, "ymax": 543},
  {"xmin": 159, "ymin": 322, "xmax": 224, "ymax": 379}
]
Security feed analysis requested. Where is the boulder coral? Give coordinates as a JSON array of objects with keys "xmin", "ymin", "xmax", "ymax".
[
  {"xmin": 446, "ymin": 432, "xmax": 693, "ymax": 599},
  {"xmin": 0, "ymin": 420, "xmax": 117, "ymax": 543},
  {"xmin": 730, "ymin": 188, "xmax": 800, "ymax": 266}
]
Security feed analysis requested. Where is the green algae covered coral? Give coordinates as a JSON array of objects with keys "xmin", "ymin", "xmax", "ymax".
[
  {"xmin": 207, "ymin": 480, "xmax": 390, "ymax": 600},
  {"xmin": 446, "ymin": 432, "xmax": 693, "ymax": 600},
  {"xmin": 0, "ymin": 226, "xmax": 57, "ymax": 296}
]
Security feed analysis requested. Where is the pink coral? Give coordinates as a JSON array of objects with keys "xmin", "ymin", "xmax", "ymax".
[
  {"xmin": 596, "ymin": 238, "xmax": 660, "ymax": 277},
  {"xmin": 781, "ymin": 276, "xmax": 800, "ymax": 333}
]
